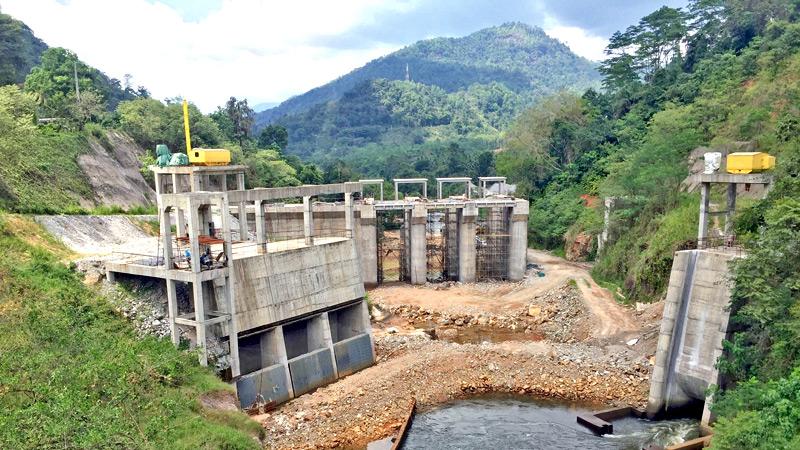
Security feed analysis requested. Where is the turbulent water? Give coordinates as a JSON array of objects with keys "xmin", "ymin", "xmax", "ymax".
[{"xmin": 402, "ymin": 397, "xmax": 699, "ymax": 450}]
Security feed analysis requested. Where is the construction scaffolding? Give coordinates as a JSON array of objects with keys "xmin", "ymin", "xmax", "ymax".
[
  {"xmin": 426, "ymin": 209, "xmax": 458, "ymax": 282},
  {"xmin": 476, "ymin": 207, "xmax": 510, "ymax": 280},
  {"xmin": 376, "ymin": 210, "xmax": 408, "ymax": 283}
]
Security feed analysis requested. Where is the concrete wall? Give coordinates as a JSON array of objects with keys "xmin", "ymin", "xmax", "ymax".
[
  {"xmin": 235, "ymin": 363, "xmax": 292, "ymax": 407},
  {"xmin": 647, "ymin": 249, "xmax": 738, "ymax": 424},
  {"xmin": 288, "ymin": 348, "xmax": 338, "ymax": 396},
  {"xmin": 231, "ymin": 239, "xmax": 365, "ymax": 331},
  {"xmin": 236, "ymin": 300, "xmax": 375, "ymax": 408}
]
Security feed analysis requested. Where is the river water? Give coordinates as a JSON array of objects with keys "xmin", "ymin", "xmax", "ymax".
[{"xmin": 402, "ymin": 396, "xmax": 699, "ymax": 449}]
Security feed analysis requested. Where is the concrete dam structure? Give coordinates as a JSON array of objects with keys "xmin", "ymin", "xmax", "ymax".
[
  {"xmin": 106, "ymin": 166, "xmax": 528, "ymax": 409},
  {"xmin": 646, "ymin": 162, "xmax": 773, "ymax": 427},
  {"xmin": 646, "ymin": 249, "xmax": 739, "ymax": 426}
]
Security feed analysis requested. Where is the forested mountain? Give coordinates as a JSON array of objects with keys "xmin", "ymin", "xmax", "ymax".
[
  {"xmin": 260, "ymin": 23, "xmax": 599, "ymax": 168},
  {"xmin": 0, "ymin": 12, "xmax": 47, "ymax": 85},
  {"xmin": 257, "ymin": 23, "xmax": 598, "ymax": 126}
]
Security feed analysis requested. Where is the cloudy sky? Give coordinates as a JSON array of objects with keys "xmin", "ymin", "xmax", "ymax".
[{"xmin": 3, "ymin": 0, "xmax": 687, "ymax": 112}]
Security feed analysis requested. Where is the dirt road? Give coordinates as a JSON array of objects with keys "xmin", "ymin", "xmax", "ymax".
[
  {"xmin": 371, "ymin": 249, "xmax": 637, "ymax": 339},
  {"xmin": 527, "ymin": 249, "xmax": 637, "ymax": 337}
]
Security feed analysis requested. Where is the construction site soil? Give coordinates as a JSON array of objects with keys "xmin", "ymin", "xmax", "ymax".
[{"xmin": 254, "ymin": 250, "xmax": 664, "ymax": 450}]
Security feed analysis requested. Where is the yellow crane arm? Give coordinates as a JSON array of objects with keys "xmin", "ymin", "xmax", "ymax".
[{"xmin": 182, "ymin": 99, "xmax": 192, "ymax": 154}]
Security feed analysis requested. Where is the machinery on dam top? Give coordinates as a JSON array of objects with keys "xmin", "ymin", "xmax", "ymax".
[{"xmin": 155, "ymin": 99, "xmax": 232, "ymax": 168}]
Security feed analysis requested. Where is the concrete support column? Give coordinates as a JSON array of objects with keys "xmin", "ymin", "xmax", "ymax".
[
  {"xmin": 359, "ymin": 205, "xmax": 377, "ymax": 285},
  {"xmin": 310, "ymin": 313, "xmax": 338, "ymax": 377},
  {"xmin": 254, "ymin": 201, "xmax": 267, "ymax": 253},
  {"xmin": 359, "ymin": 299, "xmax": 377, "ymax": 361},
  {"xmin": 200, "ymin": 206, "xmax": 213, "ymax": 237},
  {"xmin": 188, "ymin": 206, "xmax": 202, "ymax": 273},
  {"xmin": 508, "ymin": 199, "xmax": 529, "ymax": 281},
  {"xmin": 191, "ymin": 279, "xmax": 208, "ymax": 367},
  {"xmin": 173, "ymin": 208, "xmax": 185, "ymax": 238},
  {"xmin": 724, "ymin": 183, "xmax": 737, "ymax": 236},
  {"xmin": 171, "ymin": 173, "xmax": 179, "ymax": 194},
  {"xmin": 166, "ymin": 279, "xmax": 180, "ymax": 345},
  {"xmin": 159, "ymin": 207, "xmax": 174, "ymax": 270},
  {"xmin": 303, "ymin": 196, "xmax": 314, "ymax": 246},
  {"xmin": 344, "ymin": 193, "xmax": 354, "ymax": 238},
  {"xmin": 409, "ymin": 204, "xmax": 427, "ymax": 284},
  {"xmin": 458, "ymin": 202, "xmax": 477, "ymax": 283},
  {"xmin": 261, "ymin": 326, "xmax": 294, "ymax": 398},
  {"xmin": 220, "ymin": 199, "xmax": 240, "ymax": 376},
  {"xmin": 237, "ymin": 173, "xmax": 247, "ymax": 241},
  {"xmin": 698, "ymin": 182, "xmax": 710, "ymax": 246},
  {"xmin": 190, "ymin": 173, "xmax": 201, "ymax": 192}
]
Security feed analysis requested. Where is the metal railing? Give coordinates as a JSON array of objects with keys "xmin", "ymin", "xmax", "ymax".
[{"xmin": 678, "ymin": 235, "xmax": 745, "ymax": 255}]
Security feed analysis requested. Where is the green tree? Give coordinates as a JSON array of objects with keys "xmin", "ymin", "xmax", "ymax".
[
  {"xmin": 600, "ymin": 6, "xmax": 689, "ymax": 85},
  {"xmin": 67, "ymin": 90, "xmax": 104, "ymax": 129},
  {"xmin": 244, "ymin": 150, "xmax": 301, "ymax": 188},
  {"xmin": 224, "ymin": 96, "xmax": 254, "ymax": 148},
  {"xmin": 117, "ymin": 97, "xmax": 222, "ymax": 153},
  {"xmin": 323, "ymin": 160, "xmax": 354, "ymax": 183},
  {"xmin": 258, "ymin": 124, "xmax": 288, "ymax": 150},
  {"xmin": 23, "ymin": 47, "xmax": 133, "ymax": 120},
  {"xmin": 297, "ymin": 164, "xmax": 323, "ymax": 184}
]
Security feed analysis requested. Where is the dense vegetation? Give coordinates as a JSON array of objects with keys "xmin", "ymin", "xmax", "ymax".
[
  {"xmin": 0, "ymin": 85, "xmax": 95, "ymax": 213},
  {"xmin": 492, "ymin": 1, "xmax": 800, "ymax": 447},
  {"xmin": 0, "ymin": 214, "xmax": 260, "ymax": 448}
]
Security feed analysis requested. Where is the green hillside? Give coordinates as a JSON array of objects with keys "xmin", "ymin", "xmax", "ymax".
[
  {"xmin": 493, "ymin": 2, "xmax": 800, "ymax": 447},
  {"xmin": 0, "ymin": 214, "xmax": 260, "ymax": 448}
]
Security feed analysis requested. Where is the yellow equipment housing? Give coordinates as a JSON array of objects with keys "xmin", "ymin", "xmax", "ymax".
[
  {"xmin": 726, "ymin": 152, "xmax": 776, "ymax": 174},
  {"xmin": 182, "ymin": 99, "xmax": 231, "ymax": 166},
  {"xmin": 187, "ymin": 148, "xmax": 231, "ymax": 166}
]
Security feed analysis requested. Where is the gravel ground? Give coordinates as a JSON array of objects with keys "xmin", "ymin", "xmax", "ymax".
[
  {"xmin": 258, "ymin": 335, "xmax": 652, "ymax": 450},
  {"xmin": 255, "ymin": 279, "xmax": 660, "ymax": 450}
]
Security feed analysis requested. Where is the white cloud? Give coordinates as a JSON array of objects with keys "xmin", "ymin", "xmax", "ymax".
[
  {"xmin": 542, "ymin": 22, "xmax": 608, "ymax": 62},
  {"xmin": 3, "ymin": 0, "xmax": 401, "ymax": 111},
  {"xmin": 4, "ymin": 0, "xmax": 611, "ymax": 112},
  {"xmin": 543, "ymin": 25, "xmax": 608, "ymax": 61}
]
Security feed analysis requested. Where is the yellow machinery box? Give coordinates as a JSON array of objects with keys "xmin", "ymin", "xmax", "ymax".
[
  {"xmin": 726, "ymin": 152, "xmax": 776, "ymax": 174},
  {"xmin": 188, "ymin": 148, "xmax": 231, "ymax": 166}
]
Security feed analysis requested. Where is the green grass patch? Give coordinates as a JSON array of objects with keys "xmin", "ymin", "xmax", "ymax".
[
  {"xmin": 0, "ymin": 214, "xmax": 260, "ymax": 449},
  {"xmin": 0, "ymin": 129, "xmax": 95, "ymax": 214}
]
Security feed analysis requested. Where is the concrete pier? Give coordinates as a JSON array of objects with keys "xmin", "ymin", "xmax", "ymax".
[
  {"xmin": 409, "ymin": 204, "xmax": 427, "ymax": 284},
  {"xmin": 359, "ymin": 205, "xmax": 378, "ymax": 285},
  {"xmin": 458, "ymin": 202, "xmax": 477, "ymax": 282}
]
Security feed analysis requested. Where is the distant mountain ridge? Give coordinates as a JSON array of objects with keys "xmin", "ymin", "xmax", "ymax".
[
  {"xmin": 0, "ymin": 13, "xmax": 48, "ymax": 85},
  {"xmin": 255, "ymin": 22, "xmax": 600, "ymax": 127}
]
